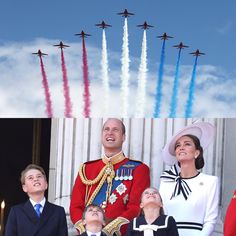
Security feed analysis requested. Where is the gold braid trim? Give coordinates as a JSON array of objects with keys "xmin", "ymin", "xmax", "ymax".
[
  {"xmin": 102, "ymin": 217, "xmax": 130, "ymax": 236},
  {"xmin": 79, "ymin": 163, "xmax": 107, "ymax": 185},
  {"xmin": 79, "ymin": 162, "xmax": 115, "ymax": 207},
  {"xmin": 74, "ymin": 220, "xmax": 85, "ymax": 234},
  {"xmin": 86, "ymin": 171, "xmax": 108, "ymax": 206}
]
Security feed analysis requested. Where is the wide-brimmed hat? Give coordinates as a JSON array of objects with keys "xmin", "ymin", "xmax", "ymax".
[{"xmin": 162, "ymin": 122, "xmax": 215, "ymax": 166}]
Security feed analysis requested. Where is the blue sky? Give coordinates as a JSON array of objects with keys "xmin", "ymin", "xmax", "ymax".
[
  {"xmin": 0, "ymin": 0, "xmax": 235, "ymax": 117},
  {"xmin": 1, "ymin": 0, "xmax": 235, "ymax": 69}
]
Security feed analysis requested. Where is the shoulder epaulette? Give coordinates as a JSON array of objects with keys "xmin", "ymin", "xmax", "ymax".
[
  {"xmin": 128, "ymin": 158, "xmax": 143, "ymax": 164},
  {"xmin": 84, "ymin": 158, "xmax": 101, "ymax": 165}
]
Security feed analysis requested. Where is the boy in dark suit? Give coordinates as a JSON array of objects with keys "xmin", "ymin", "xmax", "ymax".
[
  {"xmin": 80, "ymin": 204, "xmax": 107, "ymax": 236},
  {"xmin": 5, "ymin": 164, "xmax": 68, "ymax": 236}
]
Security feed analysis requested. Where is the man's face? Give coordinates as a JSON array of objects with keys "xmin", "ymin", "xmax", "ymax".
[
  {"xmin": 22, "ymin": 169, "xmax": 48, "ymax": 195},
  {"xmin": 83, "ymin": 206, "xmax": 105, "ymax": 225},
  {"xmin": 102, "ymin": 119, "xmax": 125, "ymax": 153}
]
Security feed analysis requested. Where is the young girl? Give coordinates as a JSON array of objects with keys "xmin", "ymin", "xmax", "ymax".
[{"xmin": 126, "ymin": 187, "xmax": 179, "ymax": 236}]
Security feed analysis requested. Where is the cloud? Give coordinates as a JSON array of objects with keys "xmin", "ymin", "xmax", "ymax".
[
  {"xmin": 216, "ymin": 20, "xmax": 233, "ymax": 34},
  {"xmin": 0, "ymin": 38, "xmax": 235, "ymax": 117}
]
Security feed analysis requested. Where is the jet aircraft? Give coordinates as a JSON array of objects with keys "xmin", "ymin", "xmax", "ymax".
[
  {"xmin": 157, "ymin": 32, "xmax": 173, "ymax": 40},
  {"xmin": 173, "ymin": 42, "xmax": 189, "ymax": 49},
  {"xmin": 137, "ymin": 21, "xmax": 154, "ymax": 30},
  {"xmin": 95, "ymin": 21, "xmax": 112, "ymax": 29},
  {"xmin": 53, "ymin": 41, "xmax": 70, "ymax": 49},
  {"xmin": 117, "ymin": 9, "xmax": 134, "ymax": 18},
  {"xmin": 190, "ymin": 49, "xmax": 205, "ymax": 57},
  {"xmin": 32, "ymin": 50, "xmax": 48, "ymax": 57},
  {"xmin": 75, "ymin": 31, "xmax": 91, "ymax": 38}
]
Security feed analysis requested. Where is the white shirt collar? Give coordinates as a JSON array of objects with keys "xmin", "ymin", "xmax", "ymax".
[
  {"xmin": 86, "ymin": 230, "xmax": 101, "ymax": 236},
  {"xmin": 29, "ymin": 197, "xmax": 46, "ymax": 208}
]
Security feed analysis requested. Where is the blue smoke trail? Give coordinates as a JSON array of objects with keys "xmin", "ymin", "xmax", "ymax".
[
  {"xmin": 185, "ymin": 56, "xmax": 198, "ymax": 117},
  {"xmin": 169, "ymin": 49, "xmax": 181, "ymax": 118},
  {"xmin": 153, "ymin": 40, "xmax": 166, "ymax": 117}
]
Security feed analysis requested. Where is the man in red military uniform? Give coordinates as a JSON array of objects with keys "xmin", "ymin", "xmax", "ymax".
[
  {"xmin": 224, "ymin": 190, "xmax": 236, "ymax": 236},
  {"xmin": 70, "ymin": 118, "xmax": 150, "ymax": 235}
]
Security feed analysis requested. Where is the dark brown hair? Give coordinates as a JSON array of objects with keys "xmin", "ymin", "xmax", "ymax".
[
  {"xmin": 20, "ymin": 164, "xmax": 47, "ymax": 185},
  {"xmin": 82, "ymin": 204, "xmax": 105, "ymax": 220},
  {"xmin": 177, "ymin": 134, "xmax": 204, "ymax": 170}
]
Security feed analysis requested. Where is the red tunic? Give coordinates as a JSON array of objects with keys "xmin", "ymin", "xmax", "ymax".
[
  {"xmin": 70, "ymin": 156, "xmax": 150, "ymax": 234},
  {"xmin": 224, "ymin": 190, "xmax": 236, "ymax": 236}
]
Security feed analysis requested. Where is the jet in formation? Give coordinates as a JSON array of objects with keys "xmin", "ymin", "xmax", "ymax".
[
  {"xmin": 190, "ymin": 49, "xmax": 205, "ymax": 57},
  {"xmin": 117, "ymin": 9, "xmax": 134, "ymax": 18},
  {"xmin": 95, "ymin": 21, "xmax": 112, "ymax": 29},
  {"xmin": 173, "ymin": 42, "xmax": 189, "ymax": 50},
  {"xmin": 32, "ymin": 49, "xmax": 48, "ymax": 57},
  {"xmin": 75, "ymin": 31, "xmax": 91, "ymax": 38},
  {"xmin": 157, "ymin": 32, "xmax": 174, "ymax": 41},
  {"xmin": 137, "ymin": 21, "xmax": 154, "ymax": 30},
  {"xmin": 53, "ymin": 41, "xmax": 70, "ymax": 49}
]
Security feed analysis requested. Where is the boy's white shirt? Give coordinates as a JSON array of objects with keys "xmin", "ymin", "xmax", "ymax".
[
  {"xmin": 29, "ymin": 197, "xmax": 46, "ymax": 213},
  {"xmin": 86, "ymin": 230, "xmax": 102, "ymax": 236}
]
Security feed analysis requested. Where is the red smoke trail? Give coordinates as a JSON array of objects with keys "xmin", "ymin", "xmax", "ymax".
[
  {"xmin": 39, "ymin": 56, "xmax": 53, "ymax": 117},
  {"xmin": 61, "ymin": 49, "xmax": 73, "ymax": 117},
  {"xmin": 82, "ymin": 37, "xmax": 91, "ymax": 117}
]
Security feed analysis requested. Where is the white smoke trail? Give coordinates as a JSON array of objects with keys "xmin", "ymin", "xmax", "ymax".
[
  {"xmin": 120, "ymin": 18, "xmax": 130, "ymax": 117},
  {"xmin": 135, "ymin": 30, "xmax": 148, "ymax": 117},
  {"xmin": 101, "ymin": 29, "xmax": 110, "ymax": 116}
]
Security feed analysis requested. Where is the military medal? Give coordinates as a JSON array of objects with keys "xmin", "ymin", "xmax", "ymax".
[
  {"xmin": 115, "ymin": 170, "xmax": 119, "ymax": 181},
  {"xmin": 109, "ymin": 193, "xmax": 117, "ymax": 204},
  {"xmin": 116, "ymin": 183, "xmax": 127, "ymax": 195},
  {"xmin": 120, "ymin": 169, "xmax": 124, "ymax": 180},
  {"xmin": 124, "ymin": 169, "xmax": 128, "ymax": 180},
  {"xmin": 115, "ymin": 167, "xmax": 134, "ymax": 181},
  {"xmin": 128, "ymin": 169, "xmax": 133, "ymax": 180}
]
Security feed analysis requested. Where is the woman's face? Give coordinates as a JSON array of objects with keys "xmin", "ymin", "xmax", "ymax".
[
  {"xmin": 140, "ymin": 188, "xmax": 162, "ymax": 209},
  {"xmin": 175, "ymin": 135, "xmax": 200, "ymax": 165}
]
